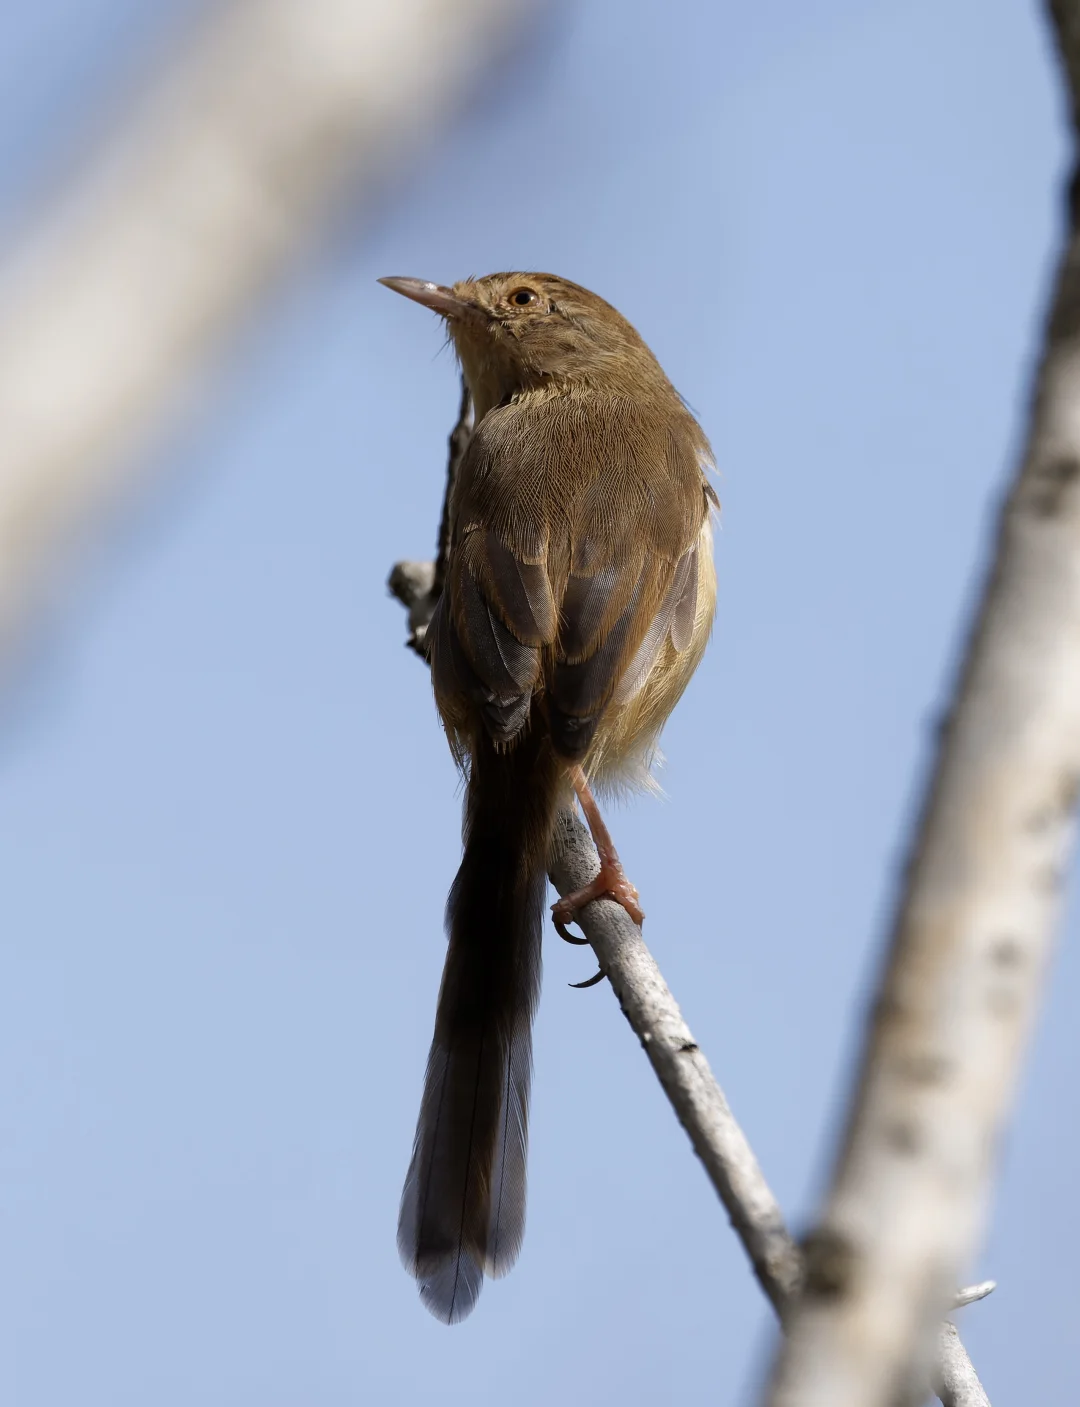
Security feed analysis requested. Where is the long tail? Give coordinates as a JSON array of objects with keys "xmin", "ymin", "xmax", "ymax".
[{"xmin": 398, "ymin": 726, "xmax": 559, "ymax": 1323}]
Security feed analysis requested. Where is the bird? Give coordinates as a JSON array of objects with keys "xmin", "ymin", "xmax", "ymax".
[{"xmin": 380, "ymin": 272, "xmax": 717, "ymax": 1323}]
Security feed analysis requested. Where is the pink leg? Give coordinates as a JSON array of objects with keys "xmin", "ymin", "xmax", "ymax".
[{"xmin": 552, "ymin": 764, "xmax": 644, "ymax": 931}]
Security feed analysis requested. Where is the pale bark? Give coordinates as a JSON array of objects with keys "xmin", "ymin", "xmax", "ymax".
[
  {"xmin": 548, "ymin": 808, "xmax": 990, "ymax": 1407},
  {"xmin": 935, "ymin": 1321, "xmax": 993, "ymax": 1407},
  {"xmin": 760, "ymin": 5, "xmax": 1080, "ymax": 1403},
  {"xmin": 0, "ymin": 0, "xmax": 532, "ymax": 673},
  {"xmin": 549, "ymin": 808, "xmax": 803, "ymax": 1313}
]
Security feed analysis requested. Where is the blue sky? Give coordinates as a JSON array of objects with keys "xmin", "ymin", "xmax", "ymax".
[{"xmin": 0, "ymin": 1, "xmax": 1075, "ymax": 1403}]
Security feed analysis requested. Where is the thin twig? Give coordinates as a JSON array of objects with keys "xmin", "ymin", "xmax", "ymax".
[
  {"xmin": 548, "ymin": 809, "xmax": 802, "ymax": 1310},
  {"xmin": 935, "ymin": 1322, "xmax": 992, "ymax": 1407},
  {"xmin": 952, "ymin": 1281, "xmax": 996, "ymax": 1310},
  {"xmin": 548, "ymin": 809, "xmax": 989, "ymax": 1407}
]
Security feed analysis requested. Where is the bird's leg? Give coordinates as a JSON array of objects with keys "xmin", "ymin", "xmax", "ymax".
[{"xmin": 552, "ymin": 764, "xmax": 644, "ymax": 935}]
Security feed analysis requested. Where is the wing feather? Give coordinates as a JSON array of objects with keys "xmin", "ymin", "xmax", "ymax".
[{"xmin": 437, "ymin": 394, "xmax": 710, "ymax": 757}]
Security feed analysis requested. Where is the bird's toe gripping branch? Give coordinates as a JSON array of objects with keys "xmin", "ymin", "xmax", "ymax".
[{"xmin": 551, "ymin": 763, "xmax": 644, "ymax": 987}]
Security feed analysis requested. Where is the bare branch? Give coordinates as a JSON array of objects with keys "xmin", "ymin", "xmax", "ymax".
[
  {"xmin": 548, "ymin": 809, "xmax": 989, "ymax": 1405},
  {"xmin": 387, "ymin": 560, "xmax": 437, "ymax": 658},
  {"xmin": 952, "ymin": 1281, "xmax": 996, "ymax": 1310},
  {"xmin": 935, "ymin": 1322, "xmax": 992, "ymax": 1407},
  {"xmin": 761, "ymin": 8, "xmax": 1080, "ymax": 1403},
  {"xmin": 549, "ymin": 808, "xmax": 803, "ymax": 1312},
  {"xmin": 0, "ymin": 0, "xmax": 532, "ymax": 676}
]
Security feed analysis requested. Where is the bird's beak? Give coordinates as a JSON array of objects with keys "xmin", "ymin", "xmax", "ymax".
[{"xmin": 378, "ymin": 276, "xmax": 485, "ymax": 323}]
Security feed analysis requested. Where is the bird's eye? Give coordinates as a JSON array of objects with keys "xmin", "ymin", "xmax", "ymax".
[{"xmin": 508, "ymin": 287, "xmax": 538, "ymax": 307}]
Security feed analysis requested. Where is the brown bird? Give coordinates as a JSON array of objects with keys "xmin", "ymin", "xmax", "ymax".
[{"xmin": 380, "ymin": 272, "xmax": 717, "ymax": 1323}]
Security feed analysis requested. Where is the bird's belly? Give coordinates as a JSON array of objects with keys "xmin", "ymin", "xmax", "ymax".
[{"xmin": 584, "ymin": 516, "xmax": 717, "ymax": 793}]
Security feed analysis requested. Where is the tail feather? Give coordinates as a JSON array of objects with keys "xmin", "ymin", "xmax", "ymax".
[{"xmin": 398, "ymin": 727, "xmax": 557, "ymax": 1323}]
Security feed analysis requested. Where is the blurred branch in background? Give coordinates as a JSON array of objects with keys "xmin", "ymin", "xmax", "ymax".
[
  {"xmin": 0, "ymin": 0, "xmax": 534, "ymax": 678},
  {"xmin": 761, "ymin": 3, "xmax": 1080, "ymax": 1403}
]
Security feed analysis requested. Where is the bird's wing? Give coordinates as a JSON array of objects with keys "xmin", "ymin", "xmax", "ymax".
[{"xmin": 432, "ymin": 395, "xmax": 709, "ymax": 758}]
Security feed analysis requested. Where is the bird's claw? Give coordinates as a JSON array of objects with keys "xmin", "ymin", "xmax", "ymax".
[
  {"xmin": 552, "ymin": 864, "xmax": 642, "ymax": 990},
  {"xmin": 569, "ymin": 967, "xmax": 606, "ymax": 990},
  {"xmin": 553, "ymin": 912, "xmax": 589, "ymax": 945}
]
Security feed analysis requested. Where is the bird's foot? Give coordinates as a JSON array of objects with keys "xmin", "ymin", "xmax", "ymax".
[
  {"xmin": 552, "ymin": 856, "xmax": 643, "ymax": 989},
  {"xmin": 551, "ymin": 854, "xmax": 644, "ymax": 938},
  {"xmin": 552, "ymin": 764, "xmax": 644, "ymax": 989}
]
